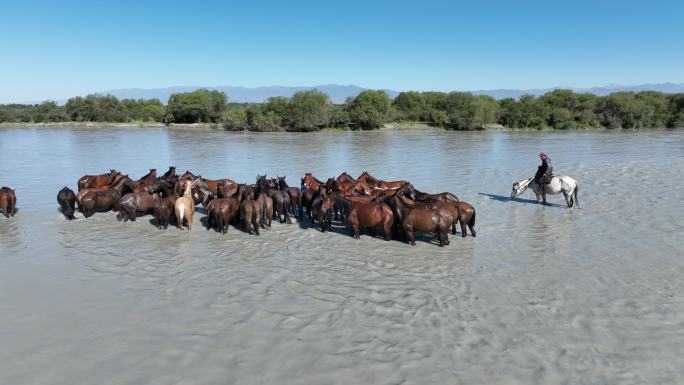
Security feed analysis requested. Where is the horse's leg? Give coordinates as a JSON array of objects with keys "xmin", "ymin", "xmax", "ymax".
[
  {"xmin": 284, "ymin": 204, "xmax": 292, "ymax": 224},
  {"xmin": 451, "ymin": 218, "xmax": 457, "ymax": 235},
  {"xmin": 460, "ymin": 217, "xmax": 467, "ymax": 238},
  {"xmin": 405, "ymin": 228, "xmax": 416, "ymax": 245},
  {"xmin": 563, "ymin": 191, "xmax": 572, "ymax": 208},
  {"xmin": 383, "ymin": 216, "xmax": 392, "ymax": 241}
]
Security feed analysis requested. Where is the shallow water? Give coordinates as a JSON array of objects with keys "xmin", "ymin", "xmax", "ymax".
[{"xmin": 1, "ymin": 127, "xmax": 683, "ymax": 385}]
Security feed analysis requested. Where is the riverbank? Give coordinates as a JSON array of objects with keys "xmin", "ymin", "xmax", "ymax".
[{"xmin": 1, "ymin": 121, "xmax": 680, "ymax": 131}]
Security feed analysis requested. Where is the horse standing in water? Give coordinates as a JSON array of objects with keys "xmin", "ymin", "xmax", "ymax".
[
  {"xmin": 80, "ymin": 175, "xmax": 132, "ymax": 218},
  {"xmin": 77, "ymin": 170, "xmax": 120, "ymax": 191},
  {"xmin": 0, "ymin": 187, "xmax": 17, "ymax": 218},
  {"xmin": 511, "ymin": 176, "xmax": 579, "ymax": 208},
  {"xmin": 276, "ymin": 176, "xmax": 301, "ymax": 217},
  {"xmin": 57, "ymin": 187, "xmax": 76, "ymax": 220},
  {"xmin": 258, "ymin": 175, "xmax": 291, "ymax": 224},
  {"xmin": 175, "ymin": 178, "xmax": 201, "ymax": 230}
]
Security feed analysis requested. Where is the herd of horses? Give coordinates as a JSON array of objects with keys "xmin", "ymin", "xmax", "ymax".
[{"xmin": 45, "ymin": 167, "xmax": 476, "ymax": 246}]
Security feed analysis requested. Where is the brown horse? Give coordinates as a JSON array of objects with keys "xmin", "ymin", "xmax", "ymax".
[
  {"xmin": 200, "ymin": 177, "xmax": 237, "ymax": 196},
  {"xmin": 161, "ymin": 166, "xmax": 177, "ymax": 182},
  {"xmin": 356, "ymin": 171, "xmax": 408, "ymax": 190},
  {"xmin": 116, "ymin": 188, "xmax": 161, "ymax": 222},
  {"xmin": 385, "ymin": 195, "xmax": 451, "ymax": 246},
  {"xmin": 301, "ymin": 173, "xmax": 324, "ymax": 191},
  {"xmin": 57, "ymin": 187, "xmax": 76, "ymax": 220},
  {"xmin": 81, "ymin": 175, "xmax": 131, "ymax": 218},
  {"xmin": 258, "ymin": 175, "xmax": 291, "ymax": 224},
  {"xmin": 77, "ymin": 170, "xmax": 120, "ymax": 191},
  {"xmin": 276, "ymin": 176, "xmax": 301, "ymax": 217},
  {"xmin": 253, "ymin": 183, "xmax": 274, "ymax": 229},
  {"xmin": 454, "ymin": 201, "xmax": 476, "ymax": 237},
  {"xmin": 152, "ymin": 181, "xmax": 178, "ymax": 230},
  {"xmin": 206, "ymin": 197, "xmax": 240, "ymax": 233},
  {"xmin": 0, "ymin": 187, "xmax": 17, "ymax": 218},
  {"xmin": 76, "ymin": 173, "xmax": 131, "ymax": 211},
  {"xmin": 395, "ymin": 183, "xmax": 462, "ymax": 235},
  {"xmin": 310, "ymin": 187, "xmax": 334, "ymax": 232},
  {"xmin": 336, "ymin": 195, "xmax": 394, "ymax": 240}
]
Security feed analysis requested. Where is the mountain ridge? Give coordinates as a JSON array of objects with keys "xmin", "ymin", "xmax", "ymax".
[{"xmin": 18, "ymin": 83, "xmax": 684, "ymax": 105}]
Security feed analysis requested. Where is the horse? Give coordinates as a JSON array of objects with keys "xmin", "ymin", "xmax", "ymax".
[
  {"xmin": 205, "ymin": 197, "xmax": 240, "ymax": 234},
  {"xmin": 175, "ymin": 178, "xmax": 201, "ymax": 230},
  {"xmin": 77, "ymin": 169, "xmax": 119, "ymax": 191},
  {"xmin": 276, "ymin": 176, "xmax": 301, "ymax": 217},
  {"xmin": 152, "ymin": 181, "xmax": 178, "ymax": 230},
  {"xmin": 161, "ymin": 166, "xmax": 177, "ymax": 183},
  {"xmin": 301, "ymin": 173, "xmax": 324, "ymax": 191},
  {"xmin": 310, "ymin": 187, "xmax": 334, "ymax": 232},
  {"xmin": 80, "ymin": 176, "xmax": 131, "ymax": 218},
  {"xmin": 198, "ymin": 177, "xmax": 237, "ymax": 196},
  {"xmin": 384, "ymin": 195, "xmax": 450, "ymax": 246},
  {"xmin": 253, "ymin": 183, "xmax": 274, "ymax": 229},
  {"xmin": 336, "ymin": 195, "xmax": 394, "ymax": 240},
  {"xmin": 511, "ymin": 176, "xmax": 579, "ymax": 208},
  {"xmin": 0, "ymin": 187, "xmax": 17, "ymax": 218},
  {"xmin": 258, "ymin": 175, "xmax": 291, "ymax": 224},
  {"xmin": 116, "ymin": 187, "xmax": 161, "ymax": 222},
  {"xmin": 356, "ymin": 171, "xmax": 408, "ymax": 190},
  {"xmin": 394, "ymin": 184, "xmax": 470, "ymax": 236},
  {"xmin": 76, "ymin": 173, "xmax": 131, "ymax": 212},
  {"xmin": 57, "ymin": 187, "xmax": 76, "ymax": 220},
  {"xmin": 238, "ymin": 185, "xmax": 262, "ymax": 235}
]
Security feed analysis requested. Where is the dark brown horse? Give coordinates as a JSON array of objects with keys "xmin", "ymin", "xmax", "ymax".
[
  {"xmin": 81, "ymin": 175, "xmax": 131, "ymax": 218},
  {"xmin": 161, "ymin": 166, "xmax": 177, "ymax": 183},
  {"xmin": 253, "ymin": 183, "xmax": 274, "ymax": 229},
  {"xmin": 385, "ymin": 195, "xmax": 451, "ymax": 246},
  {"xmin": 0, "ymin": 187, "xmax": 17, "ymax": 218},
  {"xmin": 336, "ymin": 195, "xmax": 394, "ymax": 240},
  {"xmin": 395, "ymin": 183, "xmax": 461, "ymax": 235},
  {"xmin": 57, "ymin": 187, "xmax": 76, "ymax": 220},
  {"xmin": 76, "ymin": 173, "xmax": 130, "ymax": 212},
  {"xmin": 310, "ymin": 186, "xmax": 334, "ymax": 232},
  {"xmin": 152, "ymin": 181, "xmax": 178, "ymax": 229},
  {"xmin": 454, "ymin": 201, "xmax": 476, "ymax": 237},
  {"xmin": 116, "ymin": 182, "xmax": 164, "ymax": 222},
  {"xmin": 77, "ymin": 170, "xmax": 120, "ymax": 191},
  {"xmin": 258, "ymin": 175, "xmax": 291, "ymax": 224},
  {"xmin": 206, "ymin": 197, "xmax": 240, "ymax": 233},
  {"xmin": 131, "ymin": 169, "xmax": 158, "ymax": 193},
  {"xmin": 276, "ymin": 176, "xmax": 301, "ymax": 217}
]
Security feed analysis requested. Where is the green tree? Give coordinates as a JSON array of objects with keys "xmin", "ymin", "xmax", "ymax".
[
  {"xmin": 348, "ymin": 90, "xmax": 391, "ymax": 130},
  {"xmin": 166, "ymin": 89, "xmax": 227, "ymax": 123},
  {"xmin": 393, "ymin": 91, "xmax": 426, "ymax": 121},
  {"xmin": 285, "ymin": 89, "xmax": 331, "ymax": 131}
]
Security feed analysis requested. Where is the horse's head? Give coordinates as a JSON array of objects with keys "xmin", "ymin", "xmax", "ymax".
[{"xmin": 511, "ymin": 179, "xmax": 530, "ymax": 198}]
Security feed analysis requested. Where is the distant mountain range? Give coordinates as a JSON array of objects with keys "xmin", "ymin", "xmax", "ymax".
[
  {"xmin": 95, "ymin": 84, "xmax": 399, "ymax": 104},
  {"xmin": 22, "ymin": 82, "xmax": 684, "ymax": 105}
]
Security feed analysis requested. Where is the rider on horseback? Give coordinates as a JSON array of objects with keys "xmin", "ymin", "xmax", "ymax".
[{"xmin": 535, "ymin": 152, "xmax": 553, "ymax": 192}]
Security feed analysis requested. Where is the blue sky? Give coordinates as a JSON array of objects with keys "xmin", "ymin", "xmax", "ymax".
[{"xmin": 1, "ymin": 0, "xmax": 682, "ymax": 102}]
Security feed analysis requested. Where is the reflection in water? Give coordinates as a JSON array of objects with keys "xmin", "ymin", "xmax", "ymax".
[{"xmin": 0, "ymin": 127, "xmax": 683, "ymax": 385}]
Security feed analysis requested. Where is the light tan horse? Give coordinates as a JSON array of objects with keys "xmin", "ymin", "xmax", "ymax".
[{"xmin": 175, "ymin": 179, "xmax": 201, "ymax": 230}]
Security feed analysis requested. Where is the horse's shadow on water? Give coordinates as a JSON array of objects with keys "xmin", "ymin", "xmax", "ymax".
[{"xmin": 478, "ymin": 193, "xmax": 564, "ymax": 208}]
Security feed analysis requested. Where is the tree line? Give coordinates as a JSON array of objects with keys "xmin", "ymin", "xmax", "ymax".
[{"xmin": 2, "ymin": 88, "xmax": 683, "ymax": 130}]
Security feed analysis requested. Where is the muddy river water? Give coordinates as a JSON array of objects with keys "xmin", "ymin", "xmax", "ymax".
[{"xmin": 0, "ymin": 127, "xmax": 683, "ymax": 384}]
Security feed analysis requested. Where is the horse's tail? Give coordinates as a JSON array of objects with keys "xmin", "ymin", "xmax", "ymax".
[
  {"xmin": 468, "ymin": 209, "xmax": 476, "ymax": 228},
  {"xmin": 261, "ymin": 200, "xmax": 268, "ymax": 224},
  {"xmin": 1, "ymin": 192, "xmax": 9, "ymax": 215},
  {"xmin": 573, "ymin": 184, "xmax": 580, "ymax": 209}
]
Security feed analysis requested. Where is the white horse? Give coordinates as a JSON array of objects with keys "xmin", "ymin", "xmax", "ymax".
[{"xmin": 511, "ymin": 176, "xmax": 579, "ymax": 208}]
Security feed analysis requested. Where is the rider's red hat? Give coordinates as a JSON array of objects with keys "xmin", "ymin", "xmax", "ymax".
[{"xmin": 539, "ymin": 152, "xmax": 548, "ymax": 158}]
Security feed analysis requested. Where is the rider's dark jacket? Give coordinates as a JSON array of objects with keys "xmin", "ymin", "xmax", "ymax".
[{"xmin": 535, "ymin": 157, "xmax": 553, "ymax": 184}]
